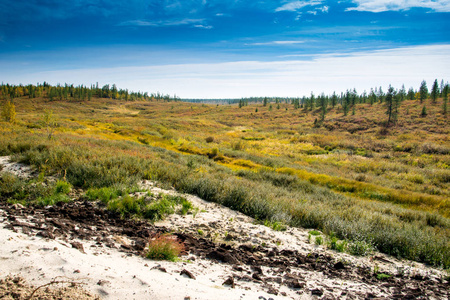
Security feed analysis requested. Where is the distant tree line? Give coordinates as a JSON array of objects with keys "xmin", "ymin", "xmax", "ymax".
[
  {"xmin": 0, "ymin": 82, "xmax": 180, "ymax": 102},
  {"xmin": 228, "ymin": 79, "xmax": 449, "ymax": 125}
]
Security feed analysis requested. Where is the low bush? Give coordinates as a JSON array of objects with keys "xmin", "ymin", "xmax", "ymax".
[
  {"xmin": 146, "ymin": 234, "xmax": 184, "ymax": 261},
  {"xmin": 348, "ymin": 240, "xmax": 374, "ymax": 256}
]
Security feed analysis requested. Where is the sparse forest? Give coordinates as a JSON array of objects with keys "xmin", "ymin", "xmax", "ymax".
[{"xmin": 0, "ymin": 79, "xmax": 449, "ymax": 269}]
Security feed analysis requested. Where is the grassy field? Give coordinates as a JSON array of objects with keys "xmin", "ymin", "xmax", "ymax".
[{"xmin": 1, "ymin": 86, "xmax": 449, "ymax": 268}]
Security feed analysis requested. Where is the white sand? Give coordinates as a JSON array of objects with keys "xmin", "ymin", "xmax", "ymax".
[{"xmin": 0, "ymin": 221, "xmax": 284, "ymax": 300}]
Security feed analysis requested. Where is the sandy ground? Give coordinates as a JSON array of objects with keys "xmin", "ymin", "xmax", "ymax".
[
  {"xmin": 0, "ymin": 223, "xmax": 282, "ymax": 300},
  {"xmin": 1, "ymin": 156, "xmax": 449, "ymax": 299}
]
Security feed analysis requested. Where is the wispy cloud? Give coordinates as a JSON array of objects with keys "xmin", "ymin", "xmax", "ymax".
[
  {"xmin": 9, "ymin": 45, "xmax": 448, "ymax": 99},
  {"xmin": 118, "ymin": 18, "xmax": 206, "ymax": 27},
  {"xmin": 193, "ymin": 24, "xmax": 213, "ymax": 29},
  {"xmin": 347, "ymin": 0, "xmax": 450, "ymax": 13},
  {"xmin": 275, "ymin": 1, "xmax": 324, "ymax": 12},
  {"xmin": 246, "ymin": 40, "xmax": 305, "ymax": 46},
  {"xmin": 318, "ymin": 5, "xmax": 329, "ymax": 13}
]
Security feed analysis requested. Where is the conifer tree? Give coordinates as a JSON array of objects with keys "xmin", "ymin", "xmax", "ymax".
[
  {"xmin": 319, "ymin": 93, "xmax": 327, "ymax": 121},
  {"xmin": 399, "ymin": 84, "xmax": 406, "ymax": 102},
  {"xmin": 407, "ymin": 87, "xmax": 415, "ymax": 100},
  {"xmin": 378, "ymin": 86, "xmax": 384, "ymax": 103},
  {"xmin": 419, "ymin": 80, "xmax": 428, "ymax": 103},
  {"xmin": 431, "ymin": 79, "xmax": 439, "ymax": 103},
  {"xmin": 369, "ymin": 88, "xmax": 376, "ymax": 105},
  {"xmin": 421, "ymin": 105, "xmax": 427, "ymax": 117},
  {"xmin": 331, "ymin": 91, "xmax": 337, "ymax": 108},
  {"xmin": 385, "ymin": 85, "xmax": 397, "ymax": 126}
]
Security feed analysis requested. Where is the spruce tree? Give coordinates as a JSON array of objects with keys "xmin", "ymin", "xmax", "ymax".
[
  {"xmin": 407, "ymin": 87, "xmax": 415, "ymax": 100},
  {"xmin": 385, "ymin": 85, "xmax": 397, "ymax": 126},
  {"xmin": 421, "ymin": 105, "xmax": 427, "ymax": 117},
  {"xmin": 431, "ymin": 79, "xmax": 439, "ymax": 103},
  {"xmin": 331, "ymin": 91, "xmax": 337, "ymax": 108},
  {"xmin": 419, "ymin": 80, "xmax": 428, "ymax": 103}
]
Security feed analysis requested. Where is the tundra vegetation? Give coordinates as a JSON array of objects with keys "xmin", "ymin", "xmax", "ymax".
[{"xmin": 0, "ymin": 81, "xmax": 449, "ymax": 269}]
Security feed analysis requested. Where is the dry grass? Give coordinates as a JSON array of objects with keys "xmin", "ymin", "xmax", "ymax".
[{"xmin": 1, "ymin": 86, "xmax": 449, "ymax": 268}]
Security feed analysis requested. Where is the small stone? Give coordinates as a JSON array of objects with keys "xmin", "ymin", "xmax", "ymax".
[
  {"xmin": 252, "ymin": 273, "xmax": 263, "ymax": 282},
  {"xmin": 267, "ymin": 286, "xmax": 278, "ymax": 295},
  {"xmin": 333, "ymin": 261, "xmax": 345, "ymax": 270},
  {"xmin": 74, "ymin": 269, "xmax": 81, "ymax": 274},
  {"xmin": 285, "ymin": 278, "xmax": 304, "ymax": 289},
  {"xmin": 97, "ymin": 280, "xmax": 109, "ymax": 286},
  {"xmin": 71, "ymin": 242, "xmax": 85, "ymax": 254},
  {"xmin": 180, "ymin": 269, "xmax": 196, "ymax": 280},
  {"xmin": 311, "ymin": 288, "xmax": 323, "ymax": 296},
  {"xmin": 223, "ymin": 276, "xmax": 235, "ymax": 288}
]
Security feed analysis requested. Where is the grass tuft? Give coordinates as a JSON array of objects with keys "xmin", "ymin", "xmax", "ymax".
[{"xmin": 146, "ymin": 234, "xmax": 184, "ymax": 261}]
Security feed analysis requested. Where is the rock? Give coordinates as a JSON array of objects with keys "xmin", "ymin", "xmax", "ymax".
[
  {"xmin": 180, "ymin": 269, "xmax": 196, "ymax": 280},
  {"xmin": 311, "ymin": 288, "xmax": 323, "ymax": 296},
  {"xmin": 21, "ymin": 226, "xmax": 31, "ymax": 235},
  {"xmin": 267, "ymin": 285, "xmax": 278, "ymax": 295},
  {"xmin": 268, "ymin": 277, "xmax": 282, "ymax": 284},
  {"xmin": 134, "ymin": 239, "xmax": 146, "ymax": 251},
  {"xmin": 97, "ymin": 280, "xmax": 109, "ymax": 286},
  {"xmin": 38, "ymin": 230, "xmax": 55, "ymax": 239},
  {"xmin": 222, "ymin": 276, "xmax": 235, "ymax": 288},
  {"xmin": 206, "ymin": 249, "xmax": 239, "ymax": 264},
  {"xmin": 233, "ymin": 265, "xmax": 244, "ymax": 272},
  {"xmin": 71, "ymin": 241, "xmax": 85, "ymax": 254},
  {"xmin": 333, "ymin": 261, "xmax": 345, "ymax": 270},
  {"xmin": 284, "ymin": 278, "xmax": 304, "ymax": 289},
  {"xmin": 252, "ymin": 265, "xmax": 263, "ymax": 275},
  {"xmin": 252, "ymin": 273, "xmax": 263, "ymax": 282}
]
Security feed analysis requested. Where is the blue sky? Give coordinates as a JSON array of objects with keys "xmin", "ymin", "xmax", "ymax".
[{"xmin": 1, "ymin": 0, "xmax": 449, "ymax": 98}]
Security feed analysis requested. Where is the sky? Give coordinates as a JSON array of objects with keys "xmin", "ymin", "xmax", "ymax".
[{"xmin": 1, "ymin": 0, "xmax": 449, "ymax": 98}]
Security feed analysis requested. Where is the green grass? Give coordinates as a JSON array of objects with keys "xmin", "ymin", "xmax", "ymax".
[
  {"xmin": 376, "ymin": 273, "xmax": 392, "ymax": 280},
  {"xmin": 0, "ymin": 173, "xmax": 72, "ymax": 206}
]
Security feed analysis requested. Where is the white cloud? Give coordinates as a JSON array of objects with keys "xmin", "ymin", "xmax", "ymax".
[
  {"xmin": 318, "ymin": 5, "xmax": 329, "ymax": 13},
  {"xmin": 4, "ymin": 45, "xmax": 450, "ymax": 99},
  {"xmin": 246, "ymin": 40, "xmax": 305, "ymax": 46},
  {"xmin": 347, "ymin": 0, "xmax": 450, "ymax": 12},
  {"xmin": 118, "ymin": 18, "xmax": 205, "ymax": 27},
  {"xmin": 275, "ymin": 1, "xmax": 323, "ymax": 12},
  {"xmin": 193, "ymin": 24, "xmax": 213, "ymax": 29}
]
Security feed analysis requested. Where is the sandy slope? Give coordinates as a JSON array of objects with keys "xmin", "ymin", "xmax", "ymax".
[
  {"xmin": 0, "ymin": 223, "xmax": 280, "ymax": 299},
  {"xmin": 0, "ymin": 156, "xmax": 448, "ymax": 299}
]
